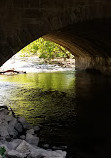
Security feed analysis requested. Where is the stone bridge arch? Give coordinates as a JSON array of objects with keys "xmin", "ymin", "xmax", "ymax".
[{"xmin": 0, "ymin": 0, "xmax": 111, "ymax": 75}]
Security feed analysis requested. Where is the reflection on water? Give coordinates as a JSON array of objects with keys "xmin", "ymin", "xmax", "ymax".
[{"xmin": 0, "ymin": 71, "xmax": 111, "ymax": 158}]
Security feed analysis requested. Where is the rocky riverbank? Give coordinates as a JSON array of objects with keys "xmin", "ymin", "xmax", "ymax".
[
  {"xmin": 0, "ymin": 106, "xmax": 66, "ymax": 158},
  {"xmin": 0, "ymin": 55, "xmax": 75, "ymax": 73}
]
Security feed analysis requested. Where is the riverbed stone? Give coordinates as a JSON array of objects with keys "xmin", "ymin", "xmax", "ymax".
[
  {"xmin": 33, "ymin": 125, "xmax": 40, "ymax": 132},
  {"xmin": 8, "ymin": 139, "xmax": 23, "ymax": 150},
  {"xmin": 0, "ymin": 125, "xmax": 9, "ymax": 137},
  {"xmin": 18, "ymin": 117, "xmax": 31, "ymax": 129},
  {"xmin": 0, "ymin": 108, "xmax": 67, "ymax": 158},
  {"xmin": 26, "ymin": 129, "xmax": 35, "ymax": 135},
  {"xmin": 9, "ymin": 117, "xmax": 18, "ymax": 127},
  {"xmin": 20, "ymin": 135, "xmax": 26, "ymax": 140},
  {"xmin": 5, "ymin": 115, "xmax": 14, "ymax": 122},
  {"xmin": 29, "ymin": 148, "xmax": 66, "ymax": 158},
  {"xmin": 26, "ymin": 133, "xmax": 39, "ymax": 146},
  {"xmin": 16, "ymin": 140, "xmax": 36, "ymax": 154},
  {"xmin": 15, "ymin": 122, "xmax": 23, "ymax": 133},
  {"xmin": 7, "ymin": 150, "xmax": 23, "ymax": 158},
  {"xmin": 7, "ymin": 125, "xmax": 18, "ymax": 138}
]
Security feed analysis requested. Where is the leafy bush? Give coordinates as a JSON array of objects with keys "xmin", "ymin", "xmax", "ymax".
[
  {"xmin": 0, "ymin": 147, "xmax": 6, "ymax": 158},
  {"xmin": 18, "ymin": 38, "xmax": 74, "ymax": 59}
]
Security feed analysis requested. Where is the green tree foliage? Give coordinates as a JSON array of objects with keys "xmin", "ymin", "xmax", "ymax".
[{"xmin": 18, "ymin": 38, "xmax": 74, "ymax": 59}]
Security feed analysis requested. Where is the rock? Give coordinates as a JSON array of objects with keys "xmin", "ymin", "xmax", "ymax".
[
  {"xmin": 55, "ymin": 150, "xmax": 67, "ymax": 157},
  {"xmin": 26, "ymin": 129, "xmax": 35, "ymax": 135},
  {"xmin": 19, "ymin": 135, "xmax": 25, "ymax": 140},
  {"xmin": 26, "ymin": 133, "xmax": 39, "ymax": 146},
  {"xmin": 5, "ymin": 135, "xmax": 11, "ymax": 142},
  {"xmin": 9, "ymin": 117, "xmax": 17, "ymax": 127},
  {"xmin": 0, "ymin": 125, "xmax": 9, "ymax": 137},
  {"xmin": 0, "ymin": 108, "xmax": 9, "ymax": 115},
  {"xmin": 16, "ymin": 140, "xmax": 36, "ymax": 154},
  {"xmin": 7, "ymin": 125, "xmax": 18, "ymax": 138},
  {"xmin": 15, "ymin": 122, "xmax": 23, "ymax": 133},
  {"xmin": 5, "ymin": 115, "xmax": 14, "ymax": 122},
  {"xmin": 18, "ymin": 117, "xmax": 31, "ymax": 129},
  {"xmin": 29, "ymin": 148, "xmax": 66, "ymax": 158},
  {"xmin": 7, "ymin": 150, "xmax": 23, "ymax": 158},
  {"xmin": 29, "ymin": 148, "xmax": 49, "ymax": 158},
  {"xmin": 8, "ymin": 139, "xmax": 23, "ymax": 150},
  {"xmin": 33, "ymin": 125, "xmax": 40, "ymax": 132},
  {"xmin": 42, "ymin": 144, "xmax": 49, "ymax": 148}
]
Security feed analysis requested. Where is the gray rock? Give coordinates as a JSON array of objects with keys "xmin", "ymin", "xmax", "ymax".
[
  {"xmin": 55, "ymin": 150, "xmax": 67, "ymax": 157},
  {"xmin": 9, "ymin": 117, "xmax": 18, "ymax": 127},
  {"xmin": 19, "ymin": 135, "xmax": 25, "ymax": 140},
  {"xmin": 8, "ymin": 139, "xmax": 23, "ymax": 150},
  {"xmin": 30, "ymin": 148, "xmax": 65, "ymax": 158},
  {"xmin": 0, "ymin": 125, "xmax": 9, "ymax": 137},
  {"xmin": 15, "ymin": 123, "xmax": 23, "ymax": 133},
  {"xmin": 33, "ymin": 126, "xmax": 40, "ymax": 132},
  {"xmin": 18, "ymin": 117, "xmax": 31, "ymax": 129},
  {"xmin": 5, "ymin": 115, "xmax": 14, "ymax": 122},
  {"xmin": 7, "ymin": 125, "xmax": 18, "ymax": 138},
  {"xmin": 7, "ymin": 150, "xmax": 23, "ymax": 158},
  {"xmin": 5, "ymin": 135, "xmax": 11, "ymax": 142},
  {"xmin": 26, "ymin": 129, "xmax": 34, "ymax": 135},
  {"xmin": 16, "ymin": 140, "xmax": 36, "ymax": 154},
  {"xmin": 26, "ymin": 133, "xmax": 39, "ymax": 146},
  {"xmin": 42, "ymin": 144, "xmax": 49, "ymax": 148}
]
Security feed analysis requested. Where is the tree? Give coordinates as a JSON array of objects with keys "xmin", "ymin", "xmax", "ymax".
[{"xmin": 18, "ymin": 38, "xmax": 74, "ymax": 60}]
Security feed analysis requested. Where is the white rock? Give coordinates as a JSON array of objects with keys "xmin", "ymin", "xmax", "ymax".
[{"xmin": 26, "ymin": 133, "xmax": 39, "ymax": 146}]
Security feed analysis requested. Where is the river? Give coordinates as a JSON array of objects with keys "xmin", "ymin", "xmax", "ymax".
[{"xmin": 0, "ymin": 70, "xmax": 111, "ymax": 158}]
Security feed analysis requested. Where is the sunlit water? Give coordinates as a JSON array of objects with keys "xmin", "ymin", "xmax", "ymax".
[{"xmin": 0, "ymin": 71, "xmax": 111, "ymax": 158}]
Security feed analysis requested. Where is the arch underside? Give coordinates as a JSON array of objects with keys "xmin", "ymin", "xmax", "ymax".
[{"xmin": 0, "ymin": 1, "xmax": 111, "ymax": 75}]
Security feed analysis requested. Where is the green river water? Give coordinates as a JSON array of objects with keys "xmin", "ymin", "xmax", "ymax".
[{"xmin": 0, "ymin": 71, "xmax": 111, "ymax": 158}]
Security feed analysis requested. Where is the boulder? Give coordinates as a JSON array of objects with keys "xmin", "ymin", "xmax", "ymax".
[
  {"xmin": 33, "ymin": 125, "xmax": 40, "ymax": 132},
  {"xmin": 8, "ymin": 139, "xmax": 23, "ymax": 150},
  {"xmin": 26, "ymin": 129, "xmax": 35, "ymax": 135},
  {"xmin": 7, "ymin": 150, "xmax": 23, "ymax": 158},
  {"xmin": 15, "ymin": 123, "xmax": 23, "ymax": 133},
  {"xmin": 19, "ymin": 135, "xmax": 25, "ymax": 140},
  {"xmin": 0, "ymin": 125, "xmax": 9, "ymax": 137},
  {"xmin": 16, "ymin": 140, "xmax": 36, "ymax": 154},
  {"xmin": 5, "ymin": 115, "xmax": 14, "ymax": 122},
  {"xmin": 7, "ymin": 125, "xmax": 18, "ymax": 138},
  {"xmin": 18, "ymin": 117, "xmax": 31, "ymax": 129},
  {"xmin": 26, "ymin": 133, "xmax": 39, "ymax": 146},
  {"xmin": 29, "ymin": 148, "xmax": 66, "ymax": 158}
]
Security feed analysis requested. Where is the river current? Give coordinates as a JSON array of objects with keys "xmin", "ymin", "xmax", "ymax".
[{"xmin": 0, "ymin": 71, "xmax": 111, "ymax": 158}]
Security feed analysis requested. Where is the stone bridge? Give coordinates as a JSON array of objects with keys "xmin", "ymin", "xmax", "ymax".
[{"xmin": 1, "ymin": 0, "xmax": 111, "ymax": 75}]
